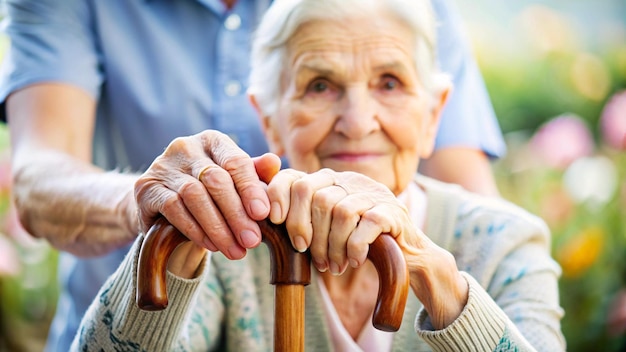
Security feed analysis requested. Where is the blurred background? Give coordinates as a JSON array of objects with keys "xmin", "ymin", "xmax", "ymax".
[{"xmin": 0, "ymin": 0, "xmax": 625, "ymax": 351}]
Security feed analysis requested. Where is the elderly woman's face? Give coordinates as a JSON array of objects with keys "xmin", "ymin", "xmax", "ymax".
[{"xmin": 262, "ymin": 16, "xmax": 447, "ymax": 194}]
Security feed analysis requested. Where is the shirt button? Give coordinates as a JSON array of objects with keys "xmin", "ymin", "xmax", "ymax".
[
  {"xmin": 224, "ymin": 14, "xmax": 241, "ymax": 31},
  {"xmin": 224, "ymin": 80, "xmax": 241, "ymax": 96}
]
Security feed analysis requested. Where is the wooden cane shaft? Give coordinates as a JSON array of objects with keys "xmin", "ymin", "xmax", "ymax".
[{"xmin": 274, "ymin": 285, "xmax": 305, "ymax": 352}]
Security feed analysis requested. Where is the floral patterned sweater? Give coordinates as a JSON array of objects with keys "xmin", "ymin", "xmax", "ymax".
[{"xmin": 71, "ymin": 176, "xmax": 566, "ymax": 351}]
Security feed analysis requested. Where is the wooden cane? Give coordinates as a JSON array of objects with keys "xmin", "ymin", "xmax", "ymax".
[{"xmin": 136, "ymin": 217, "xmax": 409, "ymax": 351}]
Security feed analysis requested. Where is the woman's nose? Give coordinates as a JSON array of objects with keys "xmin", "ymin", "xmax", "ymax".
[{"xmin": 334, "ymin": 87, "xmax": 380, "ymax": 139}]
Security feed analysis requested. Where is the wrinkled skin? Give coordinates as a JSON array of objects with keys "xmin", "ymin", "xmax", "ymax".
[{"xmin": 135, "ymin": 130, "xmax": 281, "ymax": 261}]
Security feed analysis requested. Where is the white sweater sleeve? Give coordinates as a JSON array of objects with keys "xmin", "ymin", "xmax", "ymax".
[
  {"xmin": 70, "ymin": 235, "xmax": 210, "ymax": 351},
  {"xmin": 415, "ymin": 272, "xmax": 537, "ymax": 351}
]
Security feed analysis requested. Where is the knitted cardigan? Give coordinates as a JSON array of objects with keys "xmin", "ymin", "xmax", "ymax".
[{"xmin": 72, "ymin": 176, "xmax": 566, "ymax": 351}]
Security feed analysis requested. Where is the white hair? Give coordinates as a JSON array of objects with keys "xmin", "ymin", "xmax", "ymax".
[{"xmin": 248, "ymin": 0, "xmax": 450, "ymax": 117}]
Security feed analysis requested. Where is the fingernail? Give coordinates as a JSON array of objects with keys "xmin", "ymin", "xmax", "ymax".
[
  {"xmin": 330, "ymin": 262, "xmax": 341, "ymax": 276},
  {"xmin": 240, "ymin": 230, "xmax": 260, "ymax": 248},
  {"xmin": 293, "ymin": 236, "xmax": 308, "ymax": 252},
  {"xmin": 249, "ymin": 199, "xmax": 269, "ymax": 217},
  {"xmin": 349, "ymin": 258, "xmax": 359, "ymax": 268},
  {"xmin": 314, "ymin": 259, "xmax": 328, "ymax": 272},
  {"xmin": 227, "ymin": 244, "xmax": 246, "ymax": 259},
  {"xmin": 270, "ymin": 201, "xmax": 282, "ymax": 222}
]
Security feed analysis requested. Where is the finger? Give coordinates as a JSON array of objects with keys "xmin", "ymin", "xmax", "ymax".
[
  {"xmin": 310, "ymin": 185, "xmax": 348, "ymax": 272},
  {"xmin": 253, "ymin": 153, "xmax": 282, "ymax": 184},
  {"xmin": 134, "ymin": 177, "xmax": 183, "ymax": 233},
  {"xmin": 136, "ymin": 182, "xmax": 210, "ymax": 249},
  {"xmin": 178, "ymin": 173, "xmax": 253, "ymax": 259},
  {"xmin": 201, "ymin": 237, "xmax": 219, "ymax": 252},
  {"xmin": 202, "ymin": 132, "xmax": 270, "ymax": 221},
  {"xmin": 266, "ymin": 169, "xmax": 306, "ymax": 224},
  {"xmin": 346, "ymin": 207, "xmax": 390, "ymax": 268},
  {"xmin": 346, "ymin": 202, "xmax": 400, "ymax": 268},
  {"xmin": 326, "ymin": 195, "xmax": 367, "ymax": 275},
  {"xmin": 140, "ymin": 179, "xmax": 246, "ymax": 259},
  {"xmin": 285, "ymin": 169, "xmax": 337, "ymax": 253},
  {"xmin": 193, "ymin": 163, "xmax": 262, "ymax": 252}
]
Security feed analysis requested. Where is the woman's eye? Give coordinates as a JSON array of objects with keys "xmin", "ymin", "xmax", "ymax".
[
  {"xmin": 308, "ymin": 80, "xmax": 329, "ymax": 93},
  {"xmin": 380, "ymin": 76, "xmax": 400, "ymax": 91}
]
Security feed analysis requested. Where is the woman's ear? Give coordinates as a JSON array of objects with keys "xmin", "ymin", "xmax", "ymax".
[
  {"xmin": 249, "ymin": 95, "xmax": 285, "ymax": 156},
  {"xmin": 420, "ymin": 83, "xmax": 452, "ymax": 158}
]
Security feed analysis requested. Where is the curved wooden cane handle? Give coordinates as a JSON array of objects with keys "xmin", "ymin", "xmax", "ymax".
[
  {"xmin": 367, "ymin": 234, "xmax": 410, "ymax": 331},
  {"xmin": 136, "ymin": 217, "xmax": 189, "ymax": 310},
  {"xmin": 136, "ymin": 217, "xmax": 409, "ymax": 331}
]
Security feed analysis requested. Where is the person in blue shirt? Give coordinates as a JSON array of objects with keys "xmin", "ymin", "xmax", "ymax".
[{"xmin": 0, "ymin": 0, "xmax": 505, "ymax": 351}]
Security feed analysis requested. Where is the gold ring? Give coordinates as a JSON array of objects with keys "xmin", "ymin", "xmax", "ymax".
[
  {"xmin": 198, "ymin": 164, "xmax": 218, "ymax": 182},
  {"xmin": 333, "ymin": 183, "xmax": 349, "ymax": 194}
]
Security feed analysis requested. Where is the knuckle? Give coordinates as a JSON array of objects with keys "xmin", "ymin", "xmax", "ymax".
[
  {"xmin": 165, "ymin": 137, "xmax": 190, "ymax": 155},
  {"xmin": 318, "ymin": 168, "xmax": 336, "ymax": 178},
  {"xmin": 161, "ymin": 193, "xmax": 181, "ymax": 213},
  {"xmin": 312, "ymin": 188, "xmax": 332, "ymax": 206},
  {"xmin": 346, "ymin": 237, "xmax": 362, "ymax": 255},
  {"xmin": 206, "ymin": 222, "xmax": 228, "ymax": 239},
  {"xmin": 199, "ymin": 129, "xmax": 229, "ymax": 145},
  {"xmin": 177, "ymin": 221, "xmax": 198, "ymax": 240},
  {"xmin": 275, "ymin": 169, "xmax": 304, "ymax": 184},
  {"xmin": 286, "ymin": 219, "xmax": 311, "ymax": 239},
  {"xmin": 221, "ymin": 154, "xmax": 251, "ymax": 173},
  {"xmin": 266, "ymin": 181, "xmax": 283, "ymax": 201},
  {"xmin": 361, "ymin": 208, "xmax": 385, "ymax": 225},
  {"xmin": 199, "ymin": 129, "xmax": 222, "ymax": 139},
  {"xmin": 309, "ymin": 242, "xmax": 327, "ymax": 260},
  {"xmin": 200, "ymin": 166, "xmax": 231, "ymax": 187},
  {"xmin": 328, "ymin": 247, "xmax": 344, "ymax": 264},
  {"xmin": 292, "ymin": 178, "xmax": 313, "ymax": 198},
  {"xmin": 134, "ymin": 178, "xmax": 157, "ymax": 202},
  {"xmin": 331, "ymin": 202, "xmax": 353, "ymax": 220},
  {"xmin": 179, "ymin": 180, "xmax": 204, "ymax": 201}
]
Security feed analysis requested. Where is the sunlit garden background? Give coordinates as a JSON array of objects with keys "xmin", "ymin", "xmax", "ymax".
[{"xmin": 1, "ymin": 0, "xmax": 625, "ymax": 351}]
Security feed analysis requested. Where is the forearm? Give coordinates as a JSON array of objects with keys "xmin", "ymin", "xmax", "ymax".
[
  {"xmin": 6, "ymin": 83, "xmax": 138, "ymax": 256},
  {"xmin": 12, "ymin": 149, "xmax": 139, "ymax": 256}
]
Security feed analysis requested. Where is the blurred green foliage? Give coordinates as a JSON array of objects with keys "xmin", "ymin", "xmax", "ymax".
[
  {"xmin": 482, "ymin": 18, "xmax": 626, "ymax": 347},
  {"xmin": 494, "ymin": 150, "xmax": 626, "ymax": 351},
  {"xmin": 484, "ymin": 48, "xmax": 626, "ymax": 137},
  {"xmin": 0, "ymin": 126, "xmax": 59, "ymax": 352}
]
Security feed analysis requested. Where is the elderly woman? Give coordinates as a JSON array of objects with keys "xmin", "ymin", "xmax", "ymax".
[{"xmin": 72, "ymin": 0, "xmax": 565, "ymax": 350}]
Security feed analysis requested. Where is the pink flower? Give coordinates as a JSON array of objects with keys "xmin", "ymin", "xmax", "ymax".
[
  {"xmin": 0, "ymin": 150, "xmax": 11, "ymax": 191},
  {"xmin": 529, "ymin": 114, "xmax": 595, "ymax": 169},
  {"xmin": 0, "ymin": 235, "xmax": 19, "ymax": 276},
  {"xmin": 599, "ymin": 90, "xmax": 626, "ymax": 150}
]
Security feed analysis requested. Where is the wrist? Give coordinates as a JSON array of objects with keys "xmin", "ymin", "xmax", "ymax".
[
  {"xmin": 119, "ymin": 189, "xmax": 139, "ymax": 239},
  {"xmin": 168, "ymin": 242, "xmax": 208, "ymax": 279},
  {"xmin": 429, "ymin": 272, "xmax": 468, "ymax": 329}
]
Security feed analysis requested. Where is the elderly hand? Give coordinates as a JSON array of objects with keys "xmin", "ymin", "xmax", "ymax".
[
  {"xmin": 267, "ymin": 168, "xmax": 468, "ymax": 329},
  {"xmin": 134, "ymin": 130, "xmax": 281, "ymax": 272},
  {"xmin": 267, "ymin": 168, "xmax": 408, "ymax": 274}
]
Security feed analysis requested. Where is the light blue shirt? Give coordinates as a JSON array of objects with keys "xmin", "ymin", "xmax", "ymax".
[{"xmin": 0, "ymin": 0, "xmax": 505, "ymax": 351}]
